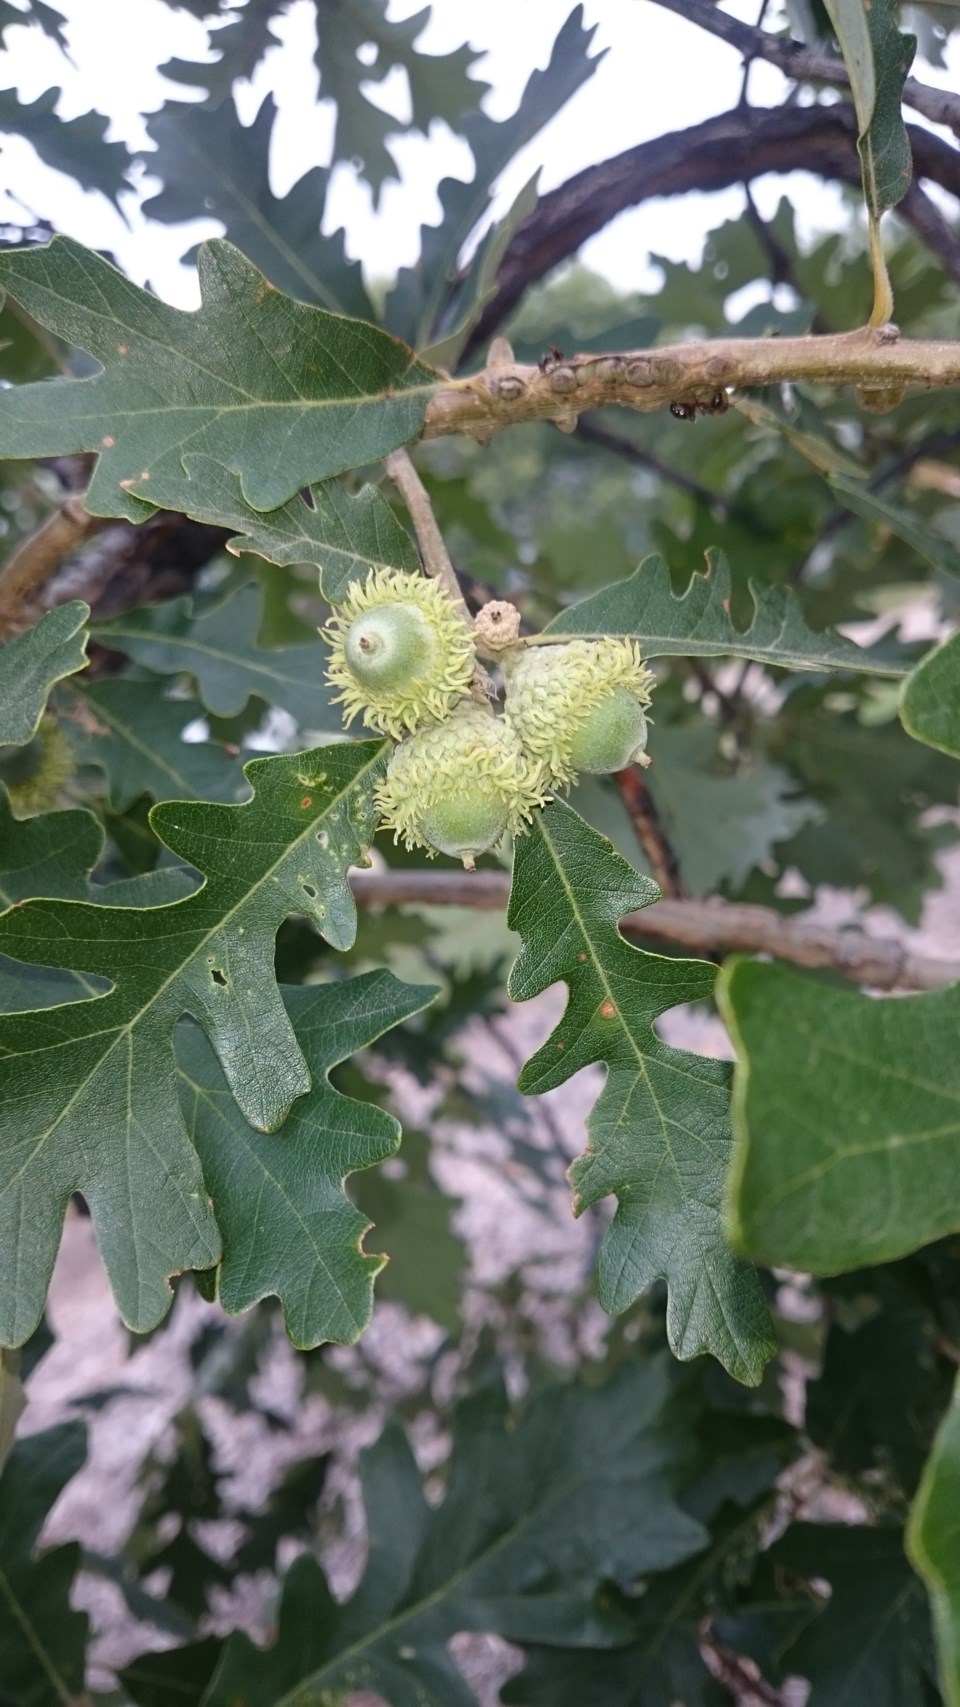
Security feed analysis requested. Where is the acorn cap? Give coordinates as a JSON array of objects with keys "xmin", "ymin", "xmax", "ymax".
[
  {"xmin": 323, "ymin": 567, "xmax": 476, "ymax": 740},
  {"xmin": 375, "ymin": 701, "xmax": 548, "ymax": 868},
  {"xmin": 503, "ymin": 637, "xmax": 654, "ymax": 787}
]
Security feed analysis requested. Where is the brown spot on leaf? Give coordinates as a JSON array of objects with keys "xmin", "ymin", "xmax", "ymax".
[
  {"xmin": 101, "ymin": 434, "xmax": 115, "ymax": 448},
  {"xmin": 600, "ymin": 1000, "xmax": 617, "ymax": 1018},
  {"xmin": 300, "ymin": 796, "xmax": 313, "ymax": 809}
]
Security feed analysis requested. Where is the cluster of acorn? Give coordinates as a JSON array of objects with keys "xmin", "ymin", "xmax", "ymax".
[{"xmin": 323, "ymin": 568, "xmax": 654, "ymax": 868}]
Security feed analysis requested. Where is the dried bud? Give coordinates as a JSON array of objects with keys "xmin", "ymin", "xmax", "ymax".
[
  {"xmin": 375, "ymin": 701, "xmax": 547, "ymax": 869},
  {"xmin": 503, "ymin": 638, "xmax": 654, "ymax": 787},
  {"xmin": 323, "ymin": 568, "xmax": 475, "ymax": 740},
  {"xmin": 473, "ymin": 599, "xmax": 522, "ymax": 655}
]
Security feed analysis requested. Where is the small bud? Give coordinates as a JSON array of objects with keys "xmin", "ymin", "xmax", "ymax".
[
  {"xmin": 473, "ymin": 599, "xmax": 522, "ymax": 655},
  {"xmin": 503, "ymin": 638, "xmax": 654, "ymax": 788},
  {"xmin": 376, "ymin": 701, "xmax": 547, "ymax": 867},
  {"xmin": 323, "ymin": 568, "xmax": 475, "ymax": 740}
]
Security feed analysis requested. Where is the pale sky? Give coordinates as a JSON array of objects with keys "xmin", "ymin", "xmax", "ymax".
[{"xmin": 0, "ymin": 0, "xmax": 956, "ymax": 309}]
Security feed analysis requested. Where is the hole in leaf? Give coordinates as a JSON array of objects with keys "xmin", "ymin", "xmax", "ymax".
[
  {"xmin": 299, "ymin": 486, "xmax": 316, "ymax": 510},
  {"xmin": 210, "ymin": 968, "xmax": 228, "ymax": 988},
  {"xmin": 301, "ymin": 882, "xmax": 318, "ymax": 899}
]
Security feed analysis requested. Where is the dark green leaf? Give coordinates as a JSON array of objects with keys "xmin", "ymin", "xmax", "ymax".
[
  {"xmin": 769, "ymin": 685, "xmax": 958, "ymax": 922},
  {"xmin": 901, "ymin": 632, "xmax": 960, "ymax": 758},
  {"xmin": 0, "ymin": 86, "xmax": 130, "ymax": 203},
  {"xmin": 176, "ymin": 971, "xmax": 438, "ymax": 1347},
  {"xmin": 386, "ymin": 7, "xmax": 601, "ymax": 348},
  {"xmin": 422, "ymin": 170, "xmax": 541, "ymax": 371},
  {"xmin": 721, "ymin": 958, "xmax": 960, "ymax": 1273},
  {"xmin": 808, "ymin": 1279, "xmax": 952, "ymax": 1495},
  {"xmin": 768, "ymin": 1524, "xmax": 936, "ymax": 1704},
  {"xmin": 352, "ymin": 1123, "xmax": 465, "ymax": 1332},
  {"xmin": 505, "ymin": 1475, "xmax": 781, "ymax": 1707},
  {"xmin": 0, "ymin": 789, "xmax": 197, "ymax": 1013},
  {"xmin": 162, "ymin": 0, "xmax": 289, "ymax": 102},
  {"xmin": 508, "ymin": 800, "xmax": 775, "ymax": 1384},
  {"xmin": 0, "ymin": 601, "xmax": 88, "ymax": 746},
  {"xmin": 0, "ymin": 1422, "xmax": 89, "ymax": 1706},
  {"xmin": 909, "ymin": 1371, "xmax": 960, "ymax": 1707},
  {"xmin": 145, "ymin": 457, "xmax": 419, "ymax": 603},
  {"xmin": 647, "ymin": 725, "xmax": 819, "ymax": 895},
  {"xmin": 543, "ymin": 551, "xmax": 897, "ymax": 674},
  {"xmin": 0, "ymin": 236, "xmax": 439, "ymax": 518},
  {"xmin": 175, "ymin": 1364, "xmax": 706, "ymax": 1707},
  {"xmin": 144, "ymin": 95, "xmax": 374, "ymax": 319},
  {"xmin": 0, "ymin": 1, "xmax": 68, "ymax": 46},
  {"xmin": 94, "ymin": 581, "xmax": 339, "ymax": 726},
  {"xmin": 0, "ymin": 1348, "xmax": 23, "ymax": 1474},
  {"xmin": 830, "ymin": 474, "xmax": 960, "ymax": 579},
  {"xmin": 66, "ymin": 677, "xmax": 246, "ymax": 806},
  {"xmin": 0, "ymin": 739, "xmax": 386, "ymax": 1346},
  {"xmin": 314, "ymin": 0, "xmax": 486, "ymax": 202},
  {"xmin": 121, "ymin": 1639, "xmax": 222, "ymax": 1707},
  {"xmin": 822, "ymin": 0, "xmax": 915, "ymax": 320}
]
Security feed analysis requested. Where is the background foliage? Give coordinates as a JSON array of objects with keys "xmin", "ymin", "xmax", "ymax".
[{"xmin": 2, "ymin": 0, "xmax": 960, "ymax": 1702}]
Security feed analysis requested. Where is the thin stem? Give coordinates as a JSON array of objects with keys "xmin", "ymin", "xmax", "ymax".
[
  {"xmin": 347, "ymin": 868, "xmax": 960, "ymax": 992},
  {"xmin": 0, "ymin": 493, "xmax": 106, "ymax": 639},
  {"xmin": 384, "ymin": 447, "xmax": 472, "ymax": 623}
]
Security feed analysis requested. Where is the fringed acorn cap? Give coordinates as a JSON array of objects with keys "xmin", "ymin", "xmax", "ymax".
[
  {"xmin": 323, "ymin": 567, "xmax": 475, "ymax": 740},
  {"xmin": 502, "ymin": 637, "xmax": 655, "ymax": 788},
  {"xmin": 375, "ymin": 701, "xmax": 548, "ymax": 869},
  {"xmin": 0, "ymin": 716, "xmax": 74, "ymax": 817}
]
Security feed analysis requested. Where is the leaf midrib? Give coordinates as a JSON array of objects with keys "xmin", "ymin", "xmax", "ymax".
[
  {"xmin": 264, "ymin": 1427, "xmax": 666, "ymax": 1707},
  {"xmin": 82, "ymin": 690, "xmax": 221, "ymax": 798},
  {"xmin": 159, "ymin": 128, "xmax": 349, "ymax": 317}
]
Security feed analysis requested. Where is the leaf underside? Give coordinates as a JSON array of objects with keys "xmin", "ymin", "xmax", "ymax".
[{"xmin": 507, "ymin": 800, "xmax": 775, "ymax": 1385}]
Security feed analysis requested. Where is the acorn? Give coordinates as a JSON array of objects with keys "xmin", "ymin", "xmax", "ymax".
[
  {"xmin": 502, "ymin": 637, "xmax": 654, "ymax": 787},
  {"xmin": 375, "ymin": 701, "xmax": 547, "ymax": 868},
  {"xmin": 323, "ymin": 567, "xmax": 475, "ymax": 739},
  {"xmin": 0, "ymin": 716, "xmax": 74, "ymax": 817}
]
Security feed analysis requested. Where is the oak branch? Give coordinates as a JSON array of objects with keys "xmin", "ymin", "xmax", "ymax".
[{"xmin": 423, "ymin": 327, "xmax": 960, "ymax": 444}]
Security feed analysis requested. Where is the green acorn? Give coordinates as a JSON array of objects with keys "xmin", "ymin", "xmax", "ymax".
[
  {"xmin": 375, "ymin": 701, "xmax": 547, "ymax": 868},
  {"xmin": 323, "ymin": 567, "xmax": 475, "ymax": 740},
  {"xmin": 502, "ymin": 637, "xmax": 654, "ymax": 787}
]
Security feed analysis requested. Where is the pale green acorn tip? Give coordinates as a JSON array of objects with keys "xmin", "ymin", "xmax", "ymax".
[{"xmin": 323, "ymin": 567, "xmax": 476, "ymax": 740}]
